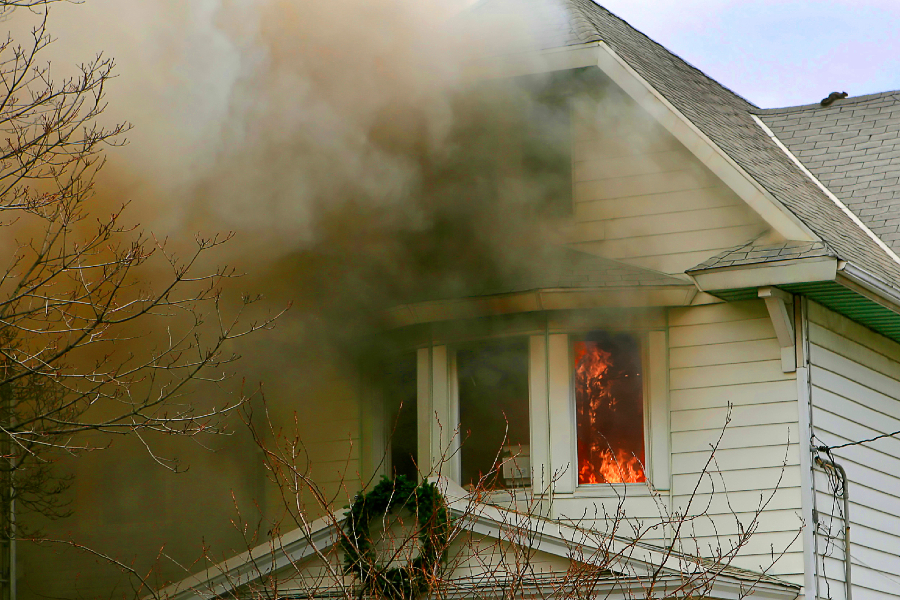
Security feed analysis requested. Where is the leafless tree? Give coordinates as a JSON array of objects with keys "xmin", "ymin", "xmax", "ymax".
[{"xmin": 0, "ymin": 0, "xmax": 277, "ymax": 534}]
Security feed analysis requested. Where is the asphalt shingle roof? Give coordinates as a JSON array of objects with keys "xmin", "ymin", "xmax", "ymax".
[
  {"xmin": 475, "ymin": 0, "xmax": 900, "ymax": 286},
  {"xmin": 688, "ymin": 241, "xmax": 836, "ymax": 272},
  {"xmin": 756, "ymin": 92, "xmax": 900, "ymax": 254}
]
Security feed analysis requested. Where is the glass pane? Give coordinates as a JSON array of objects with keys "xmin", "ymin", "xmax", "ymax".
[
  {"xmin": 384, "ymin": 353, "xmax": 417, "ymax": 481},
  {"xmin": 457, "ymin": 339, "xmax": 530, "ymax": 490},
  {"xmin": 574, "ymin": 332, "xmax": 645, "ymax": 484}
]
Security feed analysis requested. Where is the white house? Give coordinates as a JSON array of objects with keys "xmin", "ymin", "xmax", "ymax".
[{"xmin": 156, "ymin": 1, "xmax": 900, "ymax": 599}]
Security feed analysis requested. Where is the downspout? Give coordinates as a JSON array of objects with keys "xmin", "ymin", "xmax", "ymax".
[
  {"xmin": 796, "ymin": 297, "xmax": 819, "ymax": 600},
  {"xmin": 815, "ymin": 453, "xmax": 851, "ymax": 600}
]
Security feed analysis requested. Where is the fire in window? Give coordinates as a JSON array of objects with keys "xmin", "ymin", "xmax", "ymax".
[
  {"xmin": 457, "ymin": 339, "xmax": 530, "ymax": 490},
  {"xmin": 574, "ymin": 332, "xmax": 645, "ymax": 485}
]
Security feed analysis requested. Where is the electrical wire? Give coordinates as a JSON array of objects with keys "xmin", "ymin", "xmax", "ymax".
[{"xmin": 816, "ymin": 428, "xmax": 900, "ymax": 452}]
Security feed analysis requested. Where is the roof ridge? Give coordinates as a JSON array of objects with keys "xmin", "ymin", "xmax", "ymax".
[{"xmin": 754, "ymin": 90, "xmax": 900, "ymax": 114}]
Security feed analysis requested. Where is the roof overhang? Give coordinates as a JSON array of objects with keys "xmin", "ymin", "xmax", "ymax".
[
  {"xmin": 689, "ymin": 256, "xmax": 839, "ymax": 293},
  {"xmin": 466, "ymin": 42, "xmax": 818, "ymax": 243},
  {"xmin": 384, "ymin": 285, "xmax": 697, "ymax": 328},
  {"xmin": 688, "ymin": 257, "xmax": 900, "ymax": 344}
]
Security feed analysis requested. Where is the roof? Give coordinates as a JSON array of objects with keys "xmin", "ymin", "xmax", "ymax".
[
  {"xmin": 474, "ymin": 0, "xmax": 900, "ymax": 288},
  {"xmin": 756, "ymin": 92, "xmax": 900, "ymax": 254},
  {"xmin": 689, "ymin": 241, "xmax": 837, "ymax": 272},
  {"xmin": 455, "ymin": 246, "xmax": 689, "ymax": 300}
]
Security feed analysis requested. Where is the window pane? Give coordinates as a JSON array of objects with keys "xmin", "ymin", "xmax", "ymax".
[
  {"xmin": 458, "ymin": 339, "xmax": 530, "ymax": 490},
  {"xmin": 384, "ymin": 353, "xmax": 417, "ymax": 481},
  {"xmin": 574, "ymin": 333, "xmax": 645, "ymax": 484}
]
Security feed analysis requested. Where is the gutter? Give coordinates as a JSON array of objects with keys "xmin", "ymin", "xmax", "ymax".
[
  {"xmin": 837, "ymin": 261, "xmax": 900, "ymax": 316},
  {"xmin": 689, "ymin": 256, "xmax": 900, "ymax": 317}
]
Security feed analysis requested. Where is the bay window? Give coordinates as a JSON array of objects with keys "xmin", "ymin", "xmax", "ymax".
[
  {"xmin": 367, "ymin": 320, "xmax": 669, "ymax": 498},
  {"xmin": 456, "ymin": 339, "xmax": 530, "ymax": 490}
]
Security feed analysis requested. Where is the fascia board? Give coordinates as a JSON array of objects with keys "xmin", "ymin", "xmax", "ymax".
[
  {"xmin": 447, "ymin": 497, "xmax": 704, "ymax": 578},
  {"xmin": 385, "ymin": 286, "xmax": 697, "ymax": 328},
  {"xmin": 464, "ymin": 42, "xmax": 603, "ymax": 80},
  {"xmin": 593, "ymin": 43, "xmax": 817, "ymax": 244},
  {"xmin": 430, "ymin": 575, "xmax": 798, "ymax": 600},
  {"xmin": 689, "ymin": 257, "xmax": 838, "ymax": 293},
  {"xmin": 447, "ymin": 501, "xmax": 799, "ymax": 600}
]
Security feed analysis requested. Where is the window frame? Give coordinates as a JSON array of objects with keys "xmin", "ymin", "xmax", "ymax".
[
  {"xmin": 569, "ymin": 331, "xmax": 651, "ymax": 489},
  {"xmin": 365, "ymin": 324, "xmax": 669, "ymax": 496}
]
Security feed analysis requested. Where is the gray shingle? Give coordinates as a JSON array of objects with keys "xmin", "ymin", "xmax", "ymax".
[
  {"xmin": 758, "ymin": 90, "xmax": 900, "ymax": 260},
  {"xmin": 688, "ymin": 242, "xmax": 836, "ymax": 272}
]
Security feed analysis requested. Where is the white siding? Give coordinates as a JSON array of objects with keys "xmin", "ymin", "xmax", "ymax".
[
  {"xmin": 564, "ymin": 86, "xmax": 768, "ymax": 275},
  {"xmin": 808, "ymin": 301, "xmax": 900, "ymax": 600},
  {"xmin": 669, "ymin": 300, "xmax": 804, "ymax": 582}
]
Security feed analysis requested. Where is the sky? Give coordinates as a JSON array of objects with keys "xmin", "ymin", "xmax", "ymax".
[{"xmin": 597, "ymin": 0, "xmax": 900, "ymax": 108}]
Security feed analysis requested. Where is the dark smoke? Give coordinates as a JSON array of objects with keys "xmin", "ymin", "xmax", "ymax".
[{"xmin": 14, "ymin": 0, "xmax": 592, "ymax": 594}]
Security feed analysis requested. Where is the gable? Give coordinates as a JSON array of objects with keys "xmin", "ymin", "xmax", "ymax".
[
  {"xmin": 561, "ymin": 74, "xmax": 771, "ymax": 275},
  {"xmin": 158, "ymin": 485, "xmax": 801, "ymax": 600},
  {"xmin": 472, "ymin": 0, "xmax": 900, "ymax": 293},
  {"xmin": 258, "ymin": 530, "xmax": 576, "ymax": 595}
]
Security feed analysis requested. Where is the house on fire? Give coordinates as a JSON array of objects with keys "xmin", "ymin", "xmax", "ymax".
[{"xmin": 161, "ymin": 1, "xmax": 900, "ymax": 599}]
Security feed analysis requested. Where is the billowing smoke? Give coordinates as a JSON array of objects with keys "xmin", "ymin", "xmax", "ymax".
[{"xmin": 14, "ymin": 0, "xmax": 585, "ymax": 594}]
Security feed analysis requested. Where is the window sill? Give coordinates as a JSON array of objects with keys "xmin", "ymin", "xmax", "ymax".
[{"xmin": 553, "ymin": 483, "xmax": 663, "ymax": 499}]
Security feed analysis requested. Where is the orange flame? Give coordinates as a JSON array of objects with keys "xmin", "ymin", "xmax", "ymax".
[
  {"xmin": 578, "ymin": 448, "xmax": 645, "ymax": 484},
  {"xmin": 574, "ymin": 341, "xmax": 646, "ymax": 485}
]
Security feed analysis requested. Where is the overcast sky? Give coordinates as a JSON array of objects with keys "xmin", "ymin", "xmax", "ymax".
[{"xmin": 597, "ymin": 0, "xmax": 900, "ymax": 108}]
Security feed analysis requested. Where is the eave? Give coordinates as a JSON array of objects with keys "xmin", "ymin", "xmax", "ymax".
[
  {"xmin": 689, "ymin": 257, "xmax": 900, "ymax": 345},
  {"xmin": 384, "ymin": 285, "xmax": 697, "ymax": 329}
]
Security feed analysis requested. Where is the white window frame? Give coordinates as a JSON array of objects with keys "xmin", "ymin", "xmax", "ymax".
[{"xmin": 413, "ymin": 328, "xmax": 669, "ymax": 496}]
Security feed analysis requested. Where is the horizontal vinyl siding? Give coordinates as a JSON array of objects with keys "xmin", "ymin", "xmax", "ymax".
[
  {"xmin": 565, "ymin": 91, "xmax": 767, "ymax": 275},
  {"xmin": 669, "ymin": 300, "xmax": 803, "ymax": 579},
  {"xmin": 808, "ymin": 301, "xmax": 900, "ymax": 600}
]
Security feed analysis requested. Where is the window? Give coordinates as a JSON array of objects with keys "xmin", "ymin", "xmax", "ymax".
[
  {"xmin": 384, "ymin": 353, "xmax": 418, "ymax": 481},
  {"xmin": 573, "ymin": 332, "xmax": 645, "ymax": 485},
  {"xmin": 456, "ymin": 339, "xmax": 530, "ymax": 491},
  {"xmin": 400, "ymin": 326, "xmax": 666, "ymax": 496}
]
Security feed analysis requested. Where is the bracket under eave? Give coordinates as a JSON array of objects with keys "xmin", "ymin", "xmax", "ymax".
[{"xmin": 759, "ymin": 286, "xmax": 795, "ymax": 372}]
